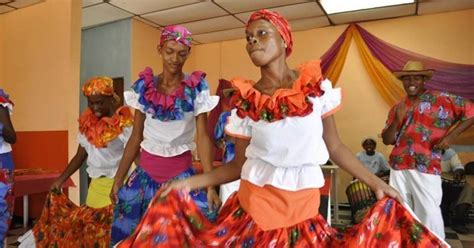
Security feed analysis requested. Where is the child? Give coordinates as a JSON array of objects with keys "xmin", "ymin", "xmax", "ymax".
[
  {"xmin": 356, "ymin": 137, "xmax": 390, "ymax": 178},
  {"xmin": 211, "ymin": 81, "xmax": 238, "ymax": 204},
  {"xmin": 20, "ymin": 77, "xmax": 133, "ymax": 247},
  {"xmin": 117, "ymin": 10, "xmax": 447, "ymax": 247},
  {"xmin": 110, "ymin": 25, "xmax": 221, "ymax": 245},
  {"xmin": 0, "ymin": 89, "xmax": 15, "ymax": 246}
]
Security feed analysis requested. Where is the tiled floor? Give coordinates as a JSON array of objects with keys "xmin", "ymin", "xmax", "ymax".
[{"xmin": 5, "ymin": 209, "xmax": 474, "ymax": 247}]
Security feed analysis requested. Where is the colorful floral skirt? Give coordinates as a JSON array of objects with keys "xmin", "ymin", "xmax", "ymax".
[
  {"xmin": 0, "ymin": 151, "xmax": 14, "ymax": 243},
  {"xmin": 111, "ymin": 166, "xmax": 216, "ymax": 245},
  {"xmin": 0, "ymin": 168, "xmax": 13, "ymax": 243},
  {"xmin": 32, "ymin": 189, "xmax": 113, "ymax": 248},
  {"xmin": 118, "ymin": 190, "xmax": 448, "ymax": 248}
]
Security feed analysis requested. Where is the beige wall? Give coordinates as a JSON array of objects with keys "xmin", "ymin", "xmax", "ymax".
[
  {"xmin": 131, "ymin": 19, "xmax": 162, "ymax": 83},
  {"xmin": 184, "ymin": 9, "xmax": 474, "ymax": 202},
  {"xmin": 0, "ymin": 0, "xmax": 81, "ymax": 131},
  {"xmin": 0, "ymin": 0, "xmax": 82, "ymax": 203},
  {"xmin": 0, "ymin": 17, "xmax": 4, "ymax": 87}
]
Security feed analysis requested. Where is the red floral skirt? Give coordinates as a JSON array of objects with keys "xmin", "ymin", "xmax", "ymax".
[
  {"xmin": 118, "ymin": 190, "xmax": 447, "ymax": 247},
  {"xmin": 32, "ymin": 190, "xmax": 113, "ymax": 248}
]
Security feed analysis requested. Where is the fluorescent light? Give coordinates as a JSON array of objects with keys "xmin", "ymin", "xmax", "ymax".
[{"xmin": 320, "ymin": 0, "xmax": 415, "ymax": 14}]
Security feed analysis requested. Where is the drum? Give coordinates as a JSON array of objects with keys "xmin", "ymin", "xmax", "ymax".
[
  {"xmin": 346, "ymin": 179, "xmax": 377, "ymax": 223},
  {"xmin": 441, "ymin": 172, "xmax": 465, "ymax": 207}
]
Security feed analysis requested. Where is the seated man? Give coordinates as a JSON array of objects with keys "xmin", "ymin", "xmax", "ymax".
[
  {"xmin": 441, "ymin": 147, "xmax": 472, "ymax": 234},
  {"xmin": 356, "ymin": 137, "xmax": 390, "ymax": 178}
]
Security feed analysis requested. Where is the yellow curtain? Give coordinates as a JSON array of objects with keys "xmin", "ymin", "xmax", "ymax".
[
  {"xmin": 350, "ymin": 25, "xmax": 405, "ymax": 106},
  {"xmin": 325, "ymin": 26, "xmax": 354, "ymax": 86}
]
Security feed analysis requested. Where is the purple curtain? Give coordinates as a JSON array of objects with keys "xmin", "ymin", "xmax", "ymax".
[
  {"xmin": 356, "ymin": 24, "xmax": 474, "ymax": 99},
  {"xmin": 321, "ymin": 26, "xmax": 351, "ymax": 75}
]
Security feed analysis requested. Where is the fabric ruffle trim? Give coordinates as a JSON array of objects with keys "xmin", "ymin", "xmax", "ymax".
[
  {"xmin": 78, "ymin": 106, "xmax": 133, "ymax": 148},
  {"xmin": 0, "ymin": 90, "xmax": 13, "ymax": 105},
  {"xmin": 0, "ymin": 89, "xmax": 14, "ymax": 113},
  {"xmin": 132, "ymin": 67, "xmax": 208, "ymax": 121},
  {"xmin": 230, "ymin": 60, "xmax": 324, "ymax": 122}
]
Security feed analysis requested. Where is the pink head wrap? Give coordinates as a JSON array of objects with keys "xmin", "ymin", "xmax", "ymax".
[{"xmin": 159, "ymin": 25, "xmax": 192, "ymax": 48}]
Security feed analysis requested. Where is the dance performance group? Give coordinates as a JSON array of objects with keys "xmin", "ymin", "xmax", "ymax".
[{"xmin": 0, "ymin": 9, "xmax": 471, "ymax": 248}]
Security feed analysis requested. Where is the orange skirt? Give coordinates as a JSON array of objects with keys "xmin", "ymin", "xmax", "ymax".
[
  {"xmin": 118, "ymin": 189, "xmax": 447, "ymax": 247},
  {"xmin": 32, "ymin": 190, "xmax": 113, "ymax": 248}
]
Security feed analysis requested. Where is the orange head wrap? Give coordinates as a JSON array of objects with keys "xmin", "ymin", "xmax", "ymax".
[{"xmin": 82, "ymin": 76, "xmax": 115, "ymax": 97}]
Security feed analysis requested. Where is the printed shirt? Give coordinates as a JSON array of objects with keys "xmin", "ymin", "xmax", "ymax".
[{"xmin": 383, "ymin": 90, "xmax": 474, "ymax": 175}]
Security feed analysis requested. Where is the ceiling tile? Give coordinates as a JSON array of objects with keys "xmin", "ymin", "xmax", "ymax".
[
  {"xmin": 141, "ymin": 2, "xmax": 227, "ymax": 26},
  {"xmin": 236, "ymin": 2, "xmax": 324, "ymax": 22},
  {"xmin": 134, "ymin": 16, "xmax": 161, "ymax": 28},
  {"xmin": 82, "ymin": 3, "xmax": 134, "ymax": 29},
  {"xmin": 0, "ymin": 5, "xmax": 14, "ymax": 14},
  {"xmin": 109, "ymin": 0, "xmax": 198, "ymax": 15},
  {"xmin": 289, "ymin": 16, "xmax": 330, "ymax": 32},
  {"xmin": 330, "ymin": 4, "xmax": 416, "ymax": 24},
  {"xmin": 184, "ymin": 15, "xmax": 243, "ymax": 35},
  {"xmin": 82, "ymin": 0, "xmax": 102, "ymax": 8},
  {"xmin": 193, "ymin": 27, "xmax": 245, "ymax": 44},
  {"xmin": 215, "ymin": 0, "xmax": 308, "ymax": 13},
  {"xmin": 418, "ymin": 0, "xmax": 474, "ymax": 15},
  {"xmin": 8, "ymin": 0, "xmax": 43, "ymax": 8}
]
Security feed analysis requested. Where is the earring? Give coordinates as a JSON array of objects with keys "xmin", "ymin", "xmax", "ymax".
[{"xmin": 284, "ymin": 43, "xmax": 287, "ymax": 48}]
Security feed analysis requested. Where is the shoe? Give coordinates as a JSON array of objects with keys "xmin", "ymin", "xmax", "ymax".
[{"xmin": 451, "ymin": 224, "xmax": 470, "ymax": 234}]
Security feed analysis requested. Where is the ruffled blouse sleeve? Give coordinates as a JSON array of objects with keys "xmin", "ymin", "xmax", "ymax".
[
  {"xmin": 0, "ymin": 89, "xmax": 13, "ymax": 114},
  {"xmin": 124, "ymin": 90, "xmax": 144, "ymax": 112},
  {"xmin": 77, "ymin": 133, "xmax": 89, "ymax": 148},
  {"xmin": 225, "ymin": 109, "xmax": 252, "ymax": 140},
  {"xmin": 192, "ymin": 75, "xmax": 219, "ymax": 116},
  {"xmin": 125, "ymin": 73, "xmax": 147, "ymax": 112},
  {"xmin": 319, "ymin": 79, "xmax": 342, "ymax": 118},
  {"xmin": 118, "ymin": 126, "xmax": 133, "ymax": 145}
]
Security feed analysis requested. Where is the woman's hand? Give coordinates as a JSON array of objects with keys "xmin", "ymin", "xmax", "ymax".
[
  {"xmin": 160, "ymin": 179, "xmax": 191, "ymax": 197},
  {"xmin": 207, "ymin": 187, "xmax": 222, "ymax": 211},
  {"xmin": 50, "ymin": 179, "xmax": 64, "ymax": 192},
  {"xmin": 110, "ymin": 181, "xmax": 123, "ymax": 203},
  {"xmin": 371, "ymin": 179, "xmax": 403, "ymax": 203}
]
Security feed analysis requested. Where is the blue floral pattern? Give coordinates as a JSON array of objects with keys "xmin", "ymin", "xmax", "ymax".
[{"xmin": 111, "ymin": 166, "xmax": 216, "ymax": 245}]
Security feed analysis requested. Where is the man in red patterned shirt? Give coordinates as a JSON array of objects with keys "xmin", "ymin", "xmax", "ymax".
[{"xmin": 382, "ymin": 61, "xmax": 474, "ymax": 239}]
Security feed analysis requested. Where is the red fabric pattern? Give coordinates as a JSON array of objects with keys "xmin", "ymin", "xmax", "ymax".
[
  {"xmin": 383, "ymin": 90, "xmax": 474, "ymax": 175},
  {"xmin": 118, "ymin": 190, "xmax": 447, "ymax": 248},
  {"xmin": 32, "ymin": 190, "xmax": 112, "ymax": 248}
]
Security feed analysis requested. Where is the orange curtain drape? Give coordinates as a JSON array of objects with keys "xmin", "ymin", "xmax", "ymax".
[
  {"xmin": 349, "ymin": 24, "xmax": 405, "ymax": 106},
  {"xmin": 325, "ymin": 28, "xmax": 353, "ymax": 86}
]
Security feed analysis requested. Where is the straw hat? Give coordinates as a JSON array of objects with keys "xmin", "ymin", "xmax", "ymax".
[{"xmin": 393, "ymin": 61, "xmax": 434, "ymax": 80}]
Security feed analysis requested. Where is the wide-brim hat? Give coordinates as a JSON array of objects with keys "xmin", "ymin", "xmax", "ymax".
[{"xmin": 393, "ymin": 60, "xmax": 434, "ymax": 80}]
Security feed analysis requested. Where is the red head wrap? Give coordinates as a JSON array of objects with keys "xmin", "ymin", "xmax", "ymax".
[{"xmin": 247, "ymin": 9, "xmax": 293, "ymax": 56}]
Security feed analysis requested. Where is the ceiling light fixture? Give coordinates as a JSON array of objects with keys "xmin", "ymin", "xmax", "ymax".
[{"xmin": 319, "ymin": 0, "xmax": 415, "ymax": 14}]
